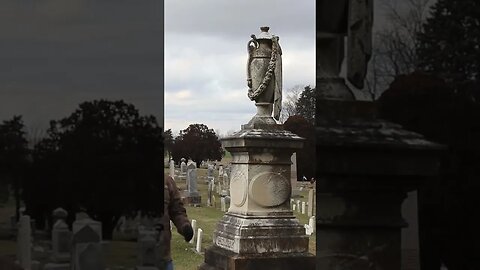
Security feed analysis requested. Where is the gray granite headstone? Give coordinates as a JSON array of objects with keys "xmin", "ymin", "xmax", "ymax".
[
  {"xmin": 52, "ymin": 220, "xmax": 71, "ymax": 262},
  {"xmin": 72, "ymin": 218, "xmax": 103, "ymax": 270},
  {"xmin": 187, "ymin": 162, "xmax": 198, "ymax": 195},
  {"xmin": 137, "ymin": 229, "xmax": 158, "ymax": 267}
]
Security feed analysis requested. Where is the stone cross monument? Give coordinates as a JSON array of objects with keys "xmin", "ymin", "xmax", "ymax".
[{"xmin": 199, "ymin": 26, "xmax": 315, "ymax": 270}]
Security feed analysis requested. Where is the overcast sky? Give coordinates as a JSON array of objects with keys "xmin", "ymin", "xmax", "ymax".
[
  {"xmin": 0, "ymin": 0, "xmax": 434, "ymax": 140},
  {"xmin": 0, "ymin": 0, "xmax": 163, "ymax": 139},
  {"xmin": 165, "ymin": 0, "xmax": 316, "ymax": 135}
]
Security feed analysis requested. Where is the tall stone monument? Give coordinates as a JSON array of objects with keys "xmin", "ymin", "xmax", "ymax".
[
  {"xmin": 315, "ymin": 3, "xmax": 445, "ymax": 269},
  {"xmin": 199, "ymin": 26, "xmax": 315, "ymax": 270}
]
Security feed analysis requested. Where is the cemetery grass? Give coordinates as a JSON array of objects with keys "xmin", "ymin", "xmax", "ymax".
[
  {"xmin": 109, "ymin": 167, "xmax": 314, "ymax": 270},
  {"xmin": 0, "ymin": 168, "xmax": 315, "ymax": 270}
]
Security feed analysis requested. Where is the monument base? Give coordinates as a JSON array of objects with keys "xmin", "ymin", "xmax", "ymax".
[
  {"xmin": 213, "ymin": 213, "xmax": 309, "ymax": 254},
  {"xmin": 198, "ymin": 245, "xmax": 315, "ymax": 270}
]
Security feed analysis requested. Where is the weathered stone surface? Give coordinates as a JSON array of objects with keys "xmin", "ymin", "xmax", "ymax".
[
  {"xmin": 213, "ymin": 213, "xmax": 308, "ymax": 254},
  {"xmin": 52, "ymin": 220, "xmax": 71, "ymax": 262},
  {"xmin": 17, "ymin": 215, "xmax": 31, "ymax": 270},
  {"xmin": 72, "ymin": 218, "xmax": 104, "ymax": 270},
  {"xmin": 137, "ymin": 229, "xmax": 158, "ymax": 267},
  {"xmin": 43, "ymin": 263, "xmax": 70, "ymax": 270},
  {"xmin": 315, "ymin": 99, "xmax": 445, "ymax": 270},
  {"xmin": 198, "ymin": 245, "xmax": 315, "ymax": 270}
]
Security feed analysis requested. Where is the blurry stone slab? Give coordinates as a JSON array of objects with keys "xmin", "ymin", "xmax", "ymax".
[
  {"xmin": 43, "ymin": 263, "xmax": 70, "ymax": 270},
  {"xmin": 307, "ymin": 189, "xmax": 314, "ymax": 217},
  {"xmin": 52, "ymin": 208, "xmax": 68, "ymax": 224},
  {"xmin": 75, "ymin": 212, "xmax": 90, "ymax": 221},
  {"xmin": 74, "ymin": 242, "xmax": 105, "ymax": 270},
  {"xmin": 169, "ymin": 159, "xmax": 175, "ymax": 179},
  {"xmin": 290, "ymin": 152, "xmax": 300, "ymax": 197},
  {"xmin": 222, "ymin": 173, "xmax": 230, "ymax": 196},
  {"xmin": 52, "ymin": 220, "xmax": 71, "ymax": 262},
  {"xmin": 401, "ymin": 191, "xmax": 420, "ymax": 270},
  {"xmin": 207, "ymin": 180, "xmax": 213, "ymax": 207},
  {"xmin": 73, "ymin": 219, "xmax": 102, "ymax": 243},
  {"xmin": 218, "ymin": 165, "xmax": 223, "ymax": 179},
  {"xmin": 180, "ymin": 158, "xmax": 187, "ymax": 175},
  {"xmin": 31, "ymin": 260, "xmax": 41, "ymax": 270},
  {"xmin": 32, "ymin": 245, "xmax": 50, "ymax": 261},
  {"xmin": 309, "ymin": 216, "xmax": 315, "ymax": 234},
  {"xmin": 30, "ymin": 219, "xmax": 36, "ymax": 235},
  {"xmin": 72, "ymin": 218, "xmax": 103, "ymax": 270},
  {"xmin": 220, "ymin": 197, "xmax": 226, "ymax": 212},
  {"xmin": 10, "ymin": 215, "xmax": 16, "ymax": 229},
  {"xmin": 134, "ymin": 267, "xmax": 158, "ymax": 270},
  {"xmin": 139, "ymin": 216, "xmax": 155, "ymax": 229},
  {"xmin": 137, "ymin": 229, "xmax": 158, "ymax": 267},
  {"xmin": 207, "ymin": 165, "xmax": 214, "ymax": 180},
  {"xmin": 17, "ymin": 215, "xmax": 31, "ymax": 270}
]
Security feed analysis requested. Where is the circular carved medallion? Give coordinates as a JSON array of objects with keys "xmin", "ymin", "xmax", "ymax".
[{"xmin": 249, "ymin": 172, "xmax": 290, "ymax": 207}]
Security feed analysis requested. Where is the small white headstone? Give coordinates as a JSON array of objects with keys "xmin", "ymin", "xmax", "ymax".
[
  {"xmin": 301, "ymin": 202, "xmax": 306, "ymax": 215},
  {"xmin": 308, "ymin": 189, "xmax": 314, "ymax": 217},
  {"xmin": 196, "ymin": 228, "xmax": 203, "ymax": 253},
  {"xmin": 190, "ymin": 220, "xmax": 197, "ymax": 244},
  {"xmin": 221, "ymin": 197, "xmax": 226, "ymax": 212},
  {"xmin": 309, "ymin": 216, "xmax": 315, "ymax": 234},
  {"xmin": 169, "ymin": 160, "xmax": 175, "ymax": 179}
]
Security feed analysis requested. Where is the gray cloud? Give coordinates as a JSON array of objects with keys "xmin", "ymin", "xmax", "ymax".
[
  {"xmin": 165, "ymin": 0, "xmax": 316, "ymax": 134},
  {"xmin": 0, "ymin": 0, "xmax": 163, "ymax": 132}
]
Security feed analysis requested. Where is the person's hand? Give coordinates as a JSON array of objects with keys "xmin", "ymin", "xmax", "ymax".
[{"xmin": 182, "ymin": 223, "xmax": 194, "ymax": 242}]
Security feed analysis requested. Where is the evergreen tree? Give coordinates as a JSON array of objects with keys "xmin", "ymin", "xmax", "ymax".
[
  {"xmin": 295, "ymin": 86, "xmax": 316, "ymax": 125},
  {"xmin": 417, "ymin": 0, "xmax": 480, "ymax": 87}
]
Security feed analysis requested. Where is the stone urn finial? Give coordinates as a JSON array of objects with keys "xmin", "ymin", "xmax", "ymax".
[{"xmin": 244, "ymin": 26, "xmax": 283, "ymax": 129}]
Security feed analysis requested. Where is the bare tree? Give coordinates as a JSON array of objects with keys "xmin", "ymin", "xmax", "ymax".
[
  {"xmin": 366, "ymin": 0, "xmax": 433, "ymax": 100},
  {"xmin": 279, "ymin": 85, "xmax": 305, "ymax": 123},
  {"xmin": 26, "ymin": 124, "xmax": 46, "ymax": 150}
]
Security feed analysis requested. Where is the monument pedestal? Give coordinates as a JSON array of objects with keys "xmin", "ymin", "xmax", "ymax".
[
  {"xmin": 199, "ymin": 128, "xmax": 315, "ymax": 270},
  {"xmin": 315, "ymin": 100, "xmax": 445, "ymax": 270},
  {"xmin": 200, "ymin": 245, "xmax": 315, "ymax": 270}
]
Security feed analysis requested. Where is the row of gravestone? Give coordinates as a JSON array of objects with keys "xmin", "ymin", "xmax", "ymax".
[
  {"xmin": 15, "ymin": 208, "xmax": 161, "ymax": 270},
  {"xmin": 168, "ymin": 158, "xmax": 232, "ymax": 208}
]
